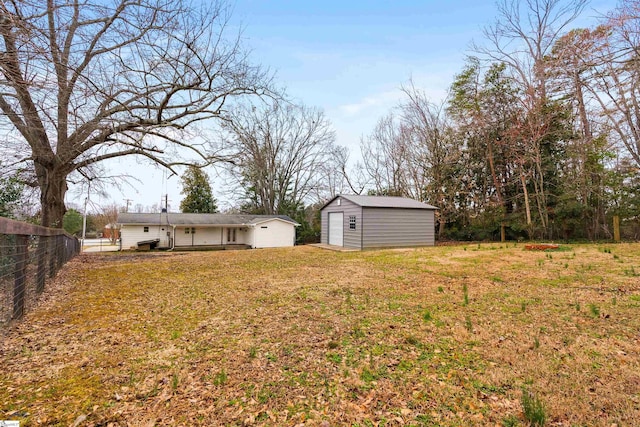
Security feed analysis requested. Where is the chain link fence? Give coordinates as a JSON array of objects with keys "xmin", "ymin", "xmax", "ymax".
[{"xmin": 0, "ymin": 217, "xmax": 79, "ymax": 327}]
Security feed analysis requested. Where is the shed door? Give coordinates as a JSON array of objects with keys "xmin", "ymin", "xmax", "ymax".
[{"xmin": 328, "ymin": 212, "xmax": 344, "ymax": 246}]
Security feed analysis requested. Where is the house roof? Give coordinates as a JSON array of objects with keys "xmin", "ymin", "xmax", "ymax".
[
  {"xmin": 117, "ymin": 212, "xmax": 299, "ymax": 226},
  {"xmin": 322, "ymin": 195, "xmax": 438, "ymax": 210}
]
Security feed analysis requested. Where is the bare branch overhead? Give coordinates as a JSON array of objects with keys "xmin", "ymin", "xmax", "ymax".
[{"xmin": 0, "ymin": 0, "xmax": 272, "ymax": 226}]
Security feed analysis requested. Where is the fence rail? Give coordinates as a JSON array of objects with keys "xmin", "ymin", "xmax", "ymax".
[{"xmin": 0, "ymin": 217, "xmax": 79, "ymax": 327}]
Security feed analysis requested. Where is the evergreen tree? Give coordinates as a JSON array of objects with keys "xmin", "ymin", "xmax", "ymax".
[
  {"xmin": 179, "ymin": 166, "xmax": 218, "ymax": 213},
  {"xmin": 62, "ymin": 209, "xmax": 83, "ymax": 235},
  {"xmin": 0, "ymin": 174, "xmax": 23, "ymax": 219}
]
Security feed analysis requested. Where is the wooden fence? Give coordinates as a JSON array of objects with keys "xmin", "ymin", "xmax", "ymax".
[{"xmin": 0, "ymin": 217, "xmax": 79, "ymax": 326}]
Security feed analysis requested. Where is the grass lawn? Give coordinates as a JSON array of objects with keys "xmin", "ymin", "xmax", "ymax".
[{"xmin": 1, "ymin": 243, "xmax": 639, "ymax": 426}]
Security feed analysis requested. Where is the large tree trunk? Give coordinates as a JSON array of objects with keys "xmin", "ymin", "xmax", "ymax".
[{"xmin": 36, "ymin": 163, "xmax": 68, "ymax": 228}]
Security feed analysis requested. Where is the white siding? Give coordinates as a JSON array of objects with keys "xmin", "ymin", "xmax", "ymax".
[
  {"xmin": 250, "ymin": 220, "xmax": 295, "ymax": 248},
  {"xmin": 120, "ymin": 224, "xmax": 171, "ymax": 249},
  {"xmin": 175, "ymin": 226, "xmax": 193, "ymax": 247},
  {"xmin": 175, "ymin": 226, "xmax": 225, "ymax": 247},
  {"xmin": 121, "ymin": 220, "xmax": 294, "ymax": 250}
]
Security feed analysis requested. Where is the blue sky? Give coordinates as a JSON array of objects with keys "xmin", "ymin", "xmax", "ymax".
[
  {"xmin": 233, "ymin": 0, "xmax": 498, "ymax": 154},
  {"xmin": 71, "ymin": 0, "xmax": 616, "ymax": 212}
]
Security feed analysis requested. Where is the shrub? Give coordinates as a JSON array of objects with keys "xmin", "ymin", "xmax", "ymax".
[{"xmin": 521, "ymin": 387, "xmax": 547, "ymax": 426}]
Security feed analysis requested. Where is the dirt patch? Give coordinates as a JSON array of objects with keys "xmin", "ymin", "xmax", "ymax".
[{"xmin": 524, "ymin": 243, "xmax": 560, "ymax": 251}]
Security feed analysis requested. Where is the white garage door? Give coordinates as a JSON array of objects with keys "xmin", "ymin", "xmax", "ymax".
[{"xmin": 328, "ymin": 212, "xmax": 344, "ymax": 246}]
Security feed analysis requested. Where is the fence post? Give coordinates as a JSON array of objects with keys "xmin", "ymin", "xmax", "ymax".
[
  {"xmin": 36, "ymin": 235, "xmax": 48, "ymax": 293},
  {"xmin": 13, "ymin": 235, "xmax": 29, "ymax": 319}
]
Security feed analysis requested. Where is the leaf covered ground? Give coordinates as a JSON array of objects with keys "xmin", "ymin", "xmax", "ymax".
[{"xmin": 1, "ymin": 243, "xmax": 639, "ymax": 426}]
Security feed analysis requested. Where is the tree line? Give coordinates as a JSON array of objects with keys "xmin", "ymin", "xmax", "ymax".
[
  {"xmin": 356, "ymin": 0, "xmax": 640, "ymax": 241},
  {"xmin": 1, "ymin": 0, "xmax": 639, "ymax": 242},
  {"xmin": 223, "ymin": 0, "xmax": 640, "ymax": 242}
]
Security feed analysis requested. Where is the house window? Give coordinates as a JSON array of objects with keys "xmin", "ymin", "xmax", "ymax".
[
  {"xmin": 349, "ymin": 216, "xmax": 356, "ymax": 230},
  {"xmin": 143, "ymin": 226, "xmax": 149, "ymax": 232},
  {"xmin": 191, "ymin": 227, "xmax": 196, "ymax": 234},
  {"xmin": 185, "ymin": 228, "xmax": 190, "ymax": 234}
]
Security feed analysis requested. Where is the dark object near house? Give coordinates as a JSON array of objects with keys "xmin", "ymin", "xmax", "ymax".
[
  {"xmin": 320, "ymin": 195, "xmax": 437, "ymax": 250},
  {"xmin": 136, "ymin": 238, "xmax": 160, "ymax": 250}
]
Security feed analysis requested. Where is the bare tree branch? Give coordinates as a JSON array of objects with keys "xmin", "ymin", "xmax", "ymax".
[
  {"xmin": 220, "ymin": 100, "xmax": 338, "ymax": 214},
  {"xmin": 0, "ymin": 0, "xmax": 272, "ymax": 226}
]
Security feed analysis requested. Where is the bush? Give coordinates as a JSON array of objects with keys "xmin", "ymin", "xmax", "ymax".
[{"xmin": 521, "ymin": 387, "xmax": 547, "ymax": 426}]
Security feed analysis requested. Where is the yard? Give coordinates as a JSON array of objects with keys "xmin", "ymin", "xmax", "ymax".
[{"xmin": 1, "ymin": 243, "xmax": 639, "ymax": 426}]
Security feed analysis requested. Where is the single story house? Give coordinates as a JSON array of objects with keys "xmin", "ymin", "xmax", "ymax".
[
  {"xmin": 117, "ymin": 212, "xmax": 299, "ymax": 250},
  {"xmin": 320, "ymin": 195, "xmax": 437, "ymax": 249}
]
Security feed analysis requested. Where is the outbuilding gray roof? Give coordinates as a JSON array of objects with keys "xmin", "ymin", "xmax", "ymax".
[
  {"xmin": 117, "ymin": 212, "xmax": 299, "ymax": 226},
  {"xmin": 322, "ymin": 195, "xmax": 437, "ymax": 210}
]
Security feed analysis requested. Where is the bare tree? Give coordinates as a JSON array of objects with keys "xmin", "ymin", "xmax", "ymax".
[
  {"xmin": 221, "ymin": 101, "xmax": 337, "ymax": 215},
  {"xmin": 547, "ymin": 27, "xmax": 614, "ymax": 238},
  {"xmin": 0, "ymin": 0, "xmax": 270, "ymax": 227},
  {"xmin": 583, "ymin": 1, "xmax": 640, "ymax": 169},
  {"xmin": 476, "ymin": 0, "xmax": 588, "ymax": 99},
  {"xmin": 93, "ymin": 204, "xmax": 120, "ymax": 244},
  {"xmin": 361, "ymin": 84, "xmax": 457, "ymax": 237},
  {"xmin": 360, "ymin": 113, "xmax": 411, "ymax": 197},
  {"xmin": 473, "ymin": 0, "xmax": 587, "ymax": 236},
  {"xmin": 314, "ymin": 145, "xmax": 367, "ymax": 200},
  {"xmin": 399, "ymin": 83, "xmax": 460, "ymax": 236}
]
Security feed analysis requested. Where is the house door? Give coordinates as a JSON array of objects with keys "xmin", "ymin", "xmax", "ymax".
[
  {"xmin": 160, "ymin": 228, "xmax": 170, "ymax": 248},
  {"xmin": 328, "ymin": 212, "xmax": 343, "ymax": 246},
  {"xmin": 227, "ymin": 228, "xmax": 236, "ymax": 243}
]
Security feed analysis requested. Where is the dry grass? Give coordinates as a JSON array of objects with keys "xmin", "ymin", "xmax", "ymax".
[{"xmin": 1, "ymin": 243, "xmax": 639, "ymax": 426}]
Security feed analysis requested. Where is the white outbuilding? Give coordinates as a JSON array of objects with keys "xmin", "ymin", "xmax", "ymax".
[{"xmin": 117, "ymin": 212, "xmax": 299, "ymax": 250}]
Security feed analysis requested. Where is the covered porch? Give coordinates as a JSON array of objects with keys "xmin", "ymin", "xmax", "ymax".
[{"xmin": 173, "ymin": 225, "xmax": 249, "ymax": 248}]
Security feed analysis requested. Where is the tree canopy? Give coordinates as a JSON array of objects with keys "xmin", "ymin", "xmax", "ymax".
[
  {"xmin": 0, "ymin": 167, "xmax": 23, "ymax": 219},
  {"xmin": 62, "ymin": 208, "xmax": 83, "ymax": 235},
  {"xmin": 351, "ymin": 0, "xmax": 640, "ymax": 240},
  {"xmin": 179, "ymin": 166, "xmax": 218, "ymax": 213}
]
